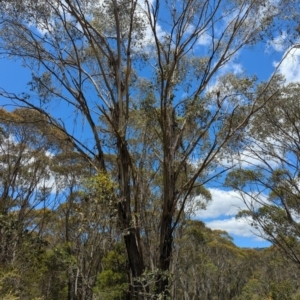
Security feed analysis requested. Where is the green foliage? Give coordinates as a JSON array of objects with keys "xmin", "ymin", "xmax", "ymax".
[
  {"xmin": 0, "ymin": 269, "xmax": 20, "ymax": 299},
  {"xmin": 235, "ymin": 278, "xmax": 265, "ymax": 300},
  {"xmin": 94, "ymin": 244, "xmax": 128, "ymax": 300},
  {"xmin": 225, "ymin": 169, "xmax": 262, "ymax": 189},
  {"xmin": 0, "ymin": 1, "xmax": 300, "ymax": 298},
  {"xmin": 270, "ymin": 280, "xmax": 293, "ymax": 300},
  {"xmin": 81, "ymin": 171, "xmax": 117, "ymax": 204}
]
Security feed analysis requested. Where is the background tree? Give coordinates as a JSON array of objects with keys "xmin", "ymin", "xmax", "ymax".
[
  {"xmin": 0, "ymin": 107, "xmax": 116, "ymax": 299},
  {"xmin": 173, "ymin": 220, "xmax": 256, "ymax": 300},
  {"xmin": 43, "ymin": 172, "xmax": 119, "ymax": 300},
  {"xmin": 226, "ymin": 82, "xmax": 300, "ymax": 268},
  {"xmin": 0, "ymin": 108, "xmax": 61, "ymax": 266},
  {"xmin": 0, "ymin": 108, "xmax": 65, "ymax": 299}
]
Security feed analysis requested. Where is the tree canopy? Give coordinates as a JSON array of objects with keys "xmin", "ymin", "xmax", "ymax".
[{"xmin": 1, "ymin": 0, "xmax": 300, "ymax": 299}]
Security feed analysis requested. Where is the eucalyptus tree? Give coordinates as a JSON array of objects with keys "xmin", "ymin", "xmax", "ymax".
[
  {"xmin": 225, "ymin": 82, "xmax": 300, "ymax": 268},
  {"xmin": 0, "ymin": 108, "xmax": 63, "ymax": 267},
  {"xmin": 0, "ymin": 109, "xmax": 118, "ymax": 299},
  {"xmin": 0, "ymin": 108, "xmax": 60, "ymax": 215},
  {"xmin": 0, "ymin": 108, "xmax": 67, "ymax": 299},
  {"xmin": 173, "ymin": 220, "xmax": 256, "ymax": 300},
  {"xmin": 0, "ymin": 0, "xmax": 298, "ymax": 297},
  {"xmin": 43, "ymin": 172, "xmax": 119, "ymax": 300}
]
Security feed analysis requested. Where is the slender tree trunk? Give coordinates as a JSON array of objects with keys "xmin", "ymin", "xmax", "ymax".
[
  {"xmin": 156, "ymin": 108, "xmax": 176, "ymax": 298},
  {"xmin": 157, "ymin": 215, "xmax": 173, "ymax": 298},
  {"xmin": 117, "ymin": 136, "xmax": 144, "ymax": 299}
]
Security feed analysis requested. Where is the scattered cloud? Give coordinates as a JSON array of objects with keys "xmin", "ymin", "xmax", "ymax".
[
  {"xmin": 218, "ymin": 138, "xmax": 281, "ymax": 169},
  {"xmin": 195, "ymin": 188, "xmax": 266, "ymax": 241},
  {"xmin": 0, "ymin": 136, "xmax": 57, "ymax": 194},
  {"xmin": 205, "ymin": 55, "xmax": 243, "ymax": 94},
  {"xmin": 274, "ymin": 47, "xmax": 300, "ymax": 84},
  {"xmin": 205, "ymin": 216, "xmax": 264, "ymax": 240},
  {"xmin": 195, "ymin": 188, "xmax": 247, "ymax": 219},
  {"xmin": 126, "ymin": 1, "xmax": 166, "ymax": 53},
  {"xmin": 215, "ymin": 56, "xmax": 243, "ymax": 78},
  {"xmin": 266, "ymin": 32, "xmax": 288, "ymax": 53},
  {"xmin": 196, "ymin": 32, "xmax": 211, "ymax": 46}
]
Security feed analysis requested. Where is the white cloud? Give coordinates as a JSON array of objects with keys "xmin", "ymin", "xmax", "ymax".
[
  {"xmin": 124, "ymin": 1, "xmax": 166, "ymax": 54},
  {"xmin": 217, "ymin": 57, "xmax": 243, "ymax": 77},
  {"xmin": 183, "ymin": 25, "xmax": 210, "ymax": 46},
  {"xmin": 195, "ymin": 188, "xmax": 267, "ymax": 241},
  {"xmin": 140, "ymin": 22, "xmax": 165, "ymax": 49},
  {"xmin": 197, "ymin": 32, "xmax": 211, "ymax": 46},
  {"xmin": 0, "ymin": 135, "xmax": 57, "ymax": 195},
  {"xmin": 227, "ymin": 139, "xmax": 281, "ymax": 169},
  {"xmin": 266, "ymin": 32, "xmax": 288, "ymax": 53},
  {"xmin": 274, "ymin": 47, "xmax": 300, "ymax": 84},
  {"xmin": 205, "ymin": 216, "xmax": 263, "ymax": 240},
  {"xmin": 195, "ymin": 188, "xmax": 247, "ymax": 219},
  {"xmin": 205, "ymin": 54, "xmax": 243, "ymax": 94}
]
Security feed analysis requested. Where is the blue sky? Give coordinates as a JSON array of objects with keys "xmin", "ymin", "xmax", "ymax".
[{"xmin": 1, "ymin": 1, "xmax": 300, "ymax": 248}]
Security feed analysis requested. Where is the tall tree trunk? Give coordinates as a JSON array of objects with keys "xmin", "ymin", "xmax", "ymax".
[
  {"xmin": 117, "ymin": 137, "xmax": 144, "ymax": 299},
  {"xmin": 157, "ymin": 214, "xmax": 173, "ymax": 298},
  {"xmin": 156, "ymin": 109, "xmax": 176, "ymax": 298}
]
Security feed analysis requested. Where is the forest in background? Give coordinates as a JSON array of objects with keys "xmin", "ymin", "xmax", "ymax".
[
  {"xmin": 1, "ymin": 109, "xmax": 300, "ymax": 300},
  {"xmin": 1, "ymin": 103, "xmax": 300, "ymax": 299},
  {"xmin": 1, "ymin": 0, "xmax": 300, "ymax": 299}
]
